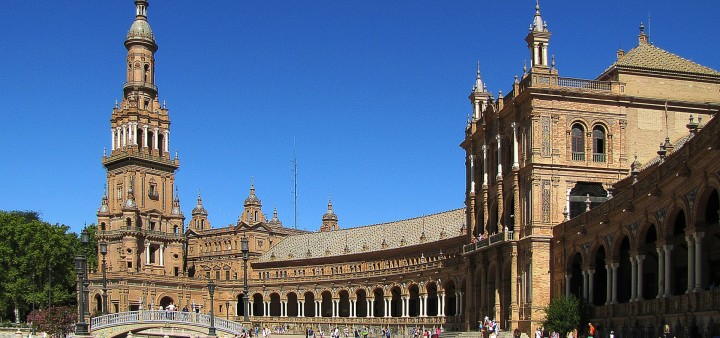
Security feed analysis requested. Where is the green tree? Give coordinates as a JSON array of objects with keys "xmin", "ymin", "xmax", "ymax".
[
  {"xmin": 542, "ymin": 295, "xmax": 581, "ymax": 335},
  {"xmin": 0, "ymin": 211, "xmax": 83, "ymax": 323}
]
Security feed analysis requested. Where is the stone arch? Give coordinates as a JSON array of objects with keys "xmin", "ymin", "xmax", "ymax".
[
  {"xmin": 425, "ymin": 281, "xmax": 439, "ymax": 316},
  {"xmin": 389, "ymin": 285, "xmax": 402, "ymax": 317},
  {"xmin": 338, "ymin": 289, "xmax": 350, "ymax": 317},
  {"xmin": 443, "ymin": 279, "xmax": 457, "ymax": 316},
  {"xmin": 372, "ymin": 287, "xmax": 384, "ymax": 317},
  {"xmin": 639, "ymin": 222, "xmax": 660, "ymax": 299},
  {"xmin": 407, "ymin": 283, "xmax": 420, "ymax": 317},
  {"xmin": 268, "ymin": 292, "xmax": 281, "ymax": 316},
  {"xmin": 303, "ymin": 291, "xmax": 315, "ymax": 317},
  {"xmin": 694, "ymin": 186, "xmax": 719, "ymax": 228},
  {"xmin": 355, "ymin": 288, "xmax": 368, "ymax": 317},
  {"xmin": 668, "ymin": 208, "xmax": 689, "ymax": 295},
  {"xmin": 93, "ymin": 293, "xmax": 103, "ymax": 316},
  {"xmin": 252, "ymin": 293, "xmax": 264, "ymax": 316},
  {"xmin": 286, "ymin": 292, "xmax": 299, "ymax": 317},
  {"xmin": 616, "ymin": 236, "xmax": 632, "ymax": 303},
  {"xmin": 158, "ymin": 295, "xmax": 174, "ymax": 309},
  {"xmin": 567, "ymin": 251, "xmax": 583, "ymax": 299},
  {"xmin": 592, "ymin": 244, "xmax": 608, "ymax": 306},
  {"xmin": 320, "ymin": 290, "xmax": 332, "ymax": 317}
]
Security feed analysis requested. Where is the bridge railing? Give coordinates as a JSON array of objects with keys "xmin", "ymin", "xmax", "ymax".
[{"xmin": 91, "ymin": 311, "xmax": 245, "ymax": 334}]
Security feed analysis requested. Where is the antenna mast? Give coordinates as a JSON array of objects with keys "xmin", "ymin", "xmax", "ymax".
[{"xmin": 291, "ymin": 138, "xmax": 298, "ymax": 229}]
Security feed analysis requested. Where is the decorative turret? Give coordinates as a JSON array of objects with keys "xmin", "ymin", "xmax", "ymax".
[
  {"xmin": 468, "ymin": 62, "xmax": 491, "ymax": 121},
  {"xmin": 525, "ymin": 0, "xmax": 552, "ymax": 72},
  {"xmin": 319, "ymin": 199, "xmax": 339, "ymax": 232},
  {"xmin": 240, "ymin": 179, "xmax": 264, "ymax": 224},
  {"xmin": 191, "ymin": 193, "xmax": 210, "ymax": 231}
]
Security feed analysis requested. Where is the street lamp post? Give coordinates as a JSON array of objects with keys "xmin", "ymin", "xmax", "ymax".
[
  {"xmin": 81, "ymin": 229, "xmax": 90, "ymax": 319},
  {"xmin": 208, "ymin": 279, "xmax": 216, "ymax": 337},
  {"xmin": 75, "ymin": 256, "xmax": 88, "ymax": 335},
  {"xmin": 241, "ymin": 237, "xmax": 250, "ymax": 323},
  {"xmin": 99, "ymin": 241, "xmax": 108, "ymax": 315}
]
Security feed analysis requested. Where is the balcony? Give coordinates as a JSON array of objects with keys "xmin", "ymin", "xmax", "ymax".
[
  {"xmin": 463, "ymin": 231, "xmax": 514, "ymax": 254},
  {"xmin": 572, "ymin": 152, "xmax": 585, "ymax": 161},
  {"xmin": 123, "ymin": 81, "xmax": 158, "ymax": 93},
  {"xmin": 593, "ymin": 153, "xmax": 606, "ymax": 162}
]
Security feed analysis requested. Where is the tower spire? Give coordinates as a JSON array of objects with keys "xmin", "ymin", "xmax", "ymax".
[{"xmin": 525, "ymin": 0, "xmax": 552, "ymax": 71}]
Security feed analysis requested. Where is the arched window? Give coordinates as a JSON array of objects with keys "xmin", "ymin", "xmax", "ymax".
[
  {"xmin": 571, "ymin": 124, "xmax": 585, "ymax": 161},
  {"xmin": 592, "ymin": 126, "xmax": 606, "ymax": 162}
]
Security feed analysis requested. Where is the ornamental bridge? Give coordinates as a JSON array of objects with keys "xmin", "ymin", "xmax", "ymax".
[{"xmin": 90, "ymin": 311, "xmax": 246, "ymax": 338}]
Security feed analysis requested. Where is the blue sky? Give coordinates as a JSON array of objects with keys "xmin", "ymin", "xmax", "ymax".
[{"xmin": 1, "ymin": 1, "xmax": 718, "ymax": 234}]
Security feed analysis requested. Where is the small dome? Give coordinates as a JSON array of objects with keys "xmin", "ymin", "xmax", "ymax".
[
  {"xmin": 322, "ymin": 199, "xmax": 338, "ymax": 221},
  {"xmin": 98, "ymin": 196, "xmax": 109, "ymax": 213},
  {"xmin": 244, "ymin": 182, "xmax": 261, "ymax": 206},
  {"xmin": 192, "ymin": 194, "xmax": 208, "ymax": 215},
  {"xmin": 127, "ymin": 19, "xmax": 155, "ymax": 42}
]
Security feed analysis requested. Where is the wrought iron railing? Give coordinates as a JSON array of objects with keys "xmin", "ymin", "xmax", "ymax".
[
  {"xmin": 592, "ymin": 153, "xmax": 606, "ymax": 163},
  {"xmin": 572, "ymin": 152, "xmax": 585, "ymax": 161}
]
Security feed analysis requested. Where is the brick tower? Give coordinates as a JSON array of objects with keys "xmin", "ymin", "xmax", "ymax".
[{"xmin": 96, "ymin": 0, "xmax": 185, "ymax": 287}]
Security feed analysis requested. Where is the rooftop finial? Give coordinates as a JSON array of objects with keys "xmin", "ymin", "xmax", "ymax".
[
  {"xmin": 135, "ymin": 0, "xmax": 149, "ymax": 19},
  {"xmin": 474, "ymin": 61, "xmax": 484, "ymax": 92},
  {"xmin": 532, "ymin": 0, "xmax": 544, "ymax": 32},
  {"xmin": 638, "ymin": 22, "xmax": 648, "ymax": 44}
]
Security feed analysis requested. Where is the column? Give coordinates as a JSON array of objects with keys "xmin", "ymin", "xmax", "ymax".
[
  {"xmin": 315, "ymin": 301, "xmax": 320, "ymax": 317},
  {"xmin": 400, "ymin": 297, "xmax": 406, "ymax": 317},
  {"xmin": 473, "ymin": 100, "xmax": 480, "ymax": 120},
  {"xmin": 533, "ymin": 43, "xmax": 539, "ymax": 66},
  {"xmin": 384, "ymin": 298, "xmax": 390, "ymax": 318},
  {"xmin": 687, "ymin": 235, "xmax": 695, "ymax": 294},
  {"xmin": 588, "ymin": 270, "xmax": 595, "ymax": 304},
  {"xmin": 630, "ymin": 256, "xmax": 637, "ymax": 301},
  {"xmin": 440, "ymin": 292, "xmax": 445, "ymax": 316},
  {"xmin": 159, "ymin": 244, "xmax": 164, "ymax": 266},
  {"xmin": 511, "ymin": 122, "xmax": 519, "ymax": 169},
  {"xmin": 368, "ymin": 299, "xmax": 373, "ymax": 317},
  {"xmin": 694, "ymin": 232, "xmax": 704, "ymax": 292},
  {"xmin": 116, "ymin": 127, "xmax": 121, "ymax": 149},
  {"xmin": 153, "ymin": 127, "xmax": 159, "ymax": 150},
  {"xmin": 145, "ymin": 243, "xmax": 150, "ymax": 265},
  {"xmin": 455, "ymin": 292, "xmax": 460, "ymax": 316},
  {"xmin": 611, "ymin": 263, "xmax": 619, "ymax": 304},
  {"xmin": 582, "ymin": 271, "xmax": 588, "ymax": 301},
  {"xmin": 482, "ymin": 145, "xmax": 488, "ymax": 185},
  {"xmin": 636, "ymin": 255, "xmax": 645, "ymax": 300},
  {"xmin": 458, "ymin": 292, "xmax": 463, "ymax": 315},
  {"xmin": 111, "ymin": 129, "xmax": 116, "ymax": 151},
  {"xmin": 143, "ymin": 125, "xmax": 148, "ymax": 148},
  {"xmin": 664, "ymin": 244, "xmax": 673, "ymax": 297},
  {"xmin": 657, "ymin": 246, "xmax": 665, "ymax": 298},
  {"xmin": 496, "ymin": 134, "xmax": 502, "ymax": 177},
  {"xmin": 470, "ymin": 155, "xmax": 476, "ymax": 194},
  {"xmin": 122, "ymin": 124, "xmax": 127, "ymax": 147},
  {"xmin": 132, "ymin": 122, "xmax": 138, "ymax": 145},
  {"xmin": 163, "ymin": 130, "xmax": 169, "ymax": 153},
  {"xmin": 249, "ymin": 301, "xmax": 253, "ymax": 316},
  {"xmin": 605, "ymin": 264, "xmax": 612, "ymax": 305},
  {"xmin": 350, "ymin": 300, "xmax": 355, "ymax": 317},
  {"xmin": 542, "ymin": 43, "xmax": 549, "ymax": 67},
  {"xmin": 565, "ymin": 274, "xmax": 571, "ymax": 298}
]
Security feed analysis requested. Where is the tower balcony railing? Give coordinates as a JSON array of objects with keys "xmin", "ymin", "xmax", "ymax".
[
  {"xmin": 123, "ymin": 81, "xmax": 158, "ymax": 93},
  {"xmin": 519, "ymin": 74, "xmax": 624, "ymax": 94},
  {"xmin": 462, "ymin": 231, "xmax": 514, "ymax": 254},
  {"xmin": 592, "ymin": 153, "xmax": 606, "ymax": 162},
  {"xmin": 572, "ymin": 152, "xmax": 585, "ymax": 161}
]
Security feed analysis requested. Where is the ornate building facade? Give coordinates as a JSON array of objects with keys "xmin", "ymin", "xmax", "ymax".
[{"xmin": 89, "ymin": 1, "xmax": 720, "ymax": 337}]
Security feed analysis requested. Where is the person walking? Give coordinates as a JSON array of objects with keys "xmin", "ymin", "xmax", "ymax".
[{"xmin": 587, "ymin": 323, "xmax": 595, "ymax": 338}]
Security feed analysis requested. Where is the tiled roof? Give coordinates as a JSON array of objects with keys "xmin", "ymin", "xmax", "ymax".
[
  {"xmin": 257, "ymin": 208, "xmax": 465, "ymax": 262},
  {"xmin": 600, "ymin": 42, "xmax": 720, "ymax": 78}
]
